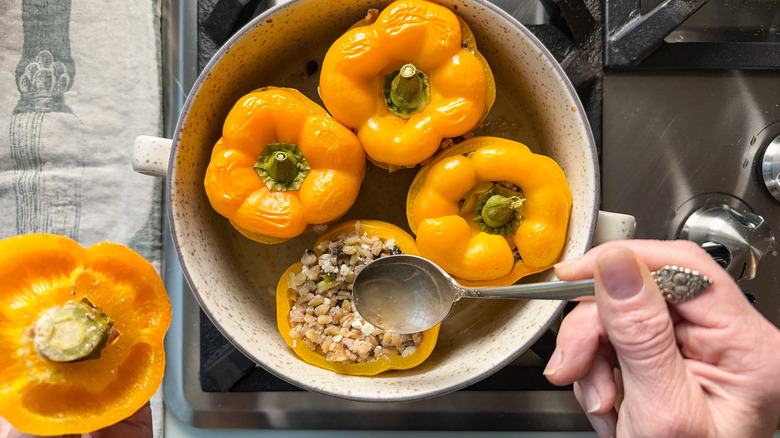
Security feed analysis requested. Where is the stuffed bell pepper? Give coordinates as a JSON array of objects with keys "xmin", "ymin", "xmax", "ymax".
[
  {"xmin": 0, "ymin": 234, "xmax": 171, "ymax": 435},
  {"xmin": 406, "ymin": 137, "xmax": 572, "ymax": 287},
  {"xmin": 276, "ymin": 220, "xmax": 440, "ymax": 375},
  {"xmin": 319, "ymin": 0, "xmax": 496, "ymax": 169},
  {"xmin": 204, "ymin": 87, "xmax": 366, "ymax": 244}
]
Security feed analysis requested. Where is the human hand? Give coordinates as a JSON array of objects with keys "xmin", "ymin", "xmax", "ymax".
[
  {"xmin": 544, "ymin": 240, "xmax": 780, "ymax": 437},
  {"xmin": 0, "ymin": 402, "xmax": 152, "ymax": 438}
]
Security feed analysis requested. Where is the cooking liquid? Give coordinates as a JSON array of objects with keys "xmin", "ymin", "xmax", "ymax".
[{"xmin": 354, "ymin": 263, "xmax": 449, "ymax": 334}]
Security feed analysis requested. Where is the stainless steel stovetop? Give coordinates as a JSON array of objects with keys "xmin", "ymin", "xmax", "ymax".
[{"xmin": 159, "ymin": 0, "xmax": 780, "ymax": 431}]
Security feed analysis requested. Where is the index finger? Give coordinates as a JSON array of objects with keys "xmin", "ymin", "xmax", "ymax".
[{"xmin": 554, "ymin": 239, "xmax": 750, "ymax": 329}]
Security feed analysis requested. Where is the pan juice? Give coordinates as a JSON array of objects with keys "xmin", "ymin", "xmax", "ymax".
[{"xmin": 356, "ymin": 273, "xmax": 444, "ymax": 334}]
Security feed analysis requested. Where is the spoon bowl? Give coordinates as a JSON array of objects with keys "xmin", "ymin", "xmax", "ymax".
[{"xmin": 352, "ymin": 254, "xmax": 596, "ymax": 333}]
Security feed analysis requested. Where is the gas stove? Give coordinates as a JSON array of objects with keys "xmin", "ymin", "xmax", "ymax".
[{"xmin": 159, "ymin": 0, "xmax": 779, "ymax": 431}]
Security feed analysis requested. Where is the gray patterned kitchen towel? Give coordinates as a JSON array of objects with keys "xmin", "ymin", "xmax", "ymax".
[{"xmin": 0, "ymin": 0, "xmax": 165, "ymax": 436}]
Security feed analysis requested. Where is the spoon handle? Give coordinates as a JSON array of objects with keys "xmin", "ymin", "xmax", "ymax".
[
  {"xmin": 461, "ymin": 279, "xmax": 595, "ymax": 301},
  {"xmin": 459, "ymin": 265, "xmax": 713, "ymax": 303}
]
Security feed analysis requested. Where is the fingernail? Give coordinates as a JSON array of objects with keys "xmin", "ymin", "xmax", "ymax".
[
  {"xmin": 576, "ymin": 380, "xmax": 602, "ymax": 413},
  {"xmin": 543, "ymin": 346, "xmax": 564, "ymax": 376},
  {"xmin": 596, "ymin": 248, "xmax": 643, "ymax": 300}
]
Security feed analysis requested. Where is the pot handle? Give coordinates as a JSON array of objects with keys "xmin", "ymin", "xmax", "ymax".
[
  {"xmin": 133, "ymin": 135, "xmax": 172, "ymax": 177},
  {"xmin": 530, "ymin": 211, "xmax": 636, "ymax": 363},
  {"xmin": 592, "ymin": 210, "xmax": 636, "ymax": 245}
]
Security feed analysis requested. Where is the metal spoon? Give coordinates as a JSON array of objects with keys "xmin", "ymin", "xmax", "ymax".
[
  {"xmin": 352, "ymin": 254, "xmax": 714, "ymax": 334},
  {"xmin": 351, "ymin": 254, "xmax": 595, "ymax": 334}
]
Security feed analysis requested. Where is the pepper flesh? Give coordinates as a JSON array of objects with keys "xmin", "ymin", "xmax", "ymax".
[
  {"xmin": 406, "ymin": 137, "xmax": 573, "ymax": 287},
  {"xmin": 204, "ymin": 87, "xmax": 366, "ymax": 243},
  {"xmin": 0, "ymin": 234, "xmax": 171, "ymax": 436},
  {"xmin": 275, "ymin": 220, "xmax": 440, "ymax": 375},
  {"xmin": 319, "ymin": 0, "xmax": 496, "ymax": 168}
]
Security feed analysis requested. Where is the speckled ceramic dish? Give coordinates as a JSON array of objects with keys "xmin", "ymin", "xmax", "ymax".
[{"xmin": 142, "ymin": 0, "xmax": 606, "ymax": 402}]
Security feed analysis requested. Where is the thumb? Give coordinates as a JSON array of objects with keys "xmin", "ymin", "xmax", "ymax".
[{"xmin": 594, "ymin": 247, "xmax": 688, "ymax": 403}]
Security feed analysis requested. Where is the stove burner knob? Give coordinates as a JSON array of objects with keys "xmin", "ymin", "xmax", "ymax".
[
  {"xmin": 762, "ymin": 134, "xmax": 780, "ymax": 202},
  {"xmin": 678, "ymin": 204, "xmax": 775, "ymax": 281},
  {"xmin": 700, "ymin": 241, "xmax": 731, "ymax": 270}
]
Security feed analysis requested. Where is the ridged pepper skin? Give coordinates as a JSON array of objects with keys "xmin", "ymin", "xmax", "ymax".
[
  {"xmin": 406, "ymin": 137, "xmax": 572, "ymax": 287},
  {"xmin": 0, "ymin": 234, "xmax": 170, "ymax": 435},
  {"xmin": 276, "ymin": 220, "xmax": 440, "ymax": 375},
  {"xmin": 204, "ymin": 87, "xmax": 366, "ymax": 243},
  {"xmin": 319, "ymin": 0, "xmax": 495, "ymax": 168}
]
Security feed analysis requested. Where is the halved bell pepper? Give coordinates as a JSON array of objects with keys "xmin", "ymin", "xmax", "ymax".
[
  {"xmin": 204, "ymin": 87, "xmax": 366, "ymax": 243},
  {"xmin": 406, "ymin": 137, "xmax": 572, "ymax": 287},
  {"xmin": 0, "ymin": 234, "xmax": 171, "ymax": 435},
  {"xmin": 319, "ymin": 0, "xmax": 496, "ymax": 169},
  {"xmin": 276, "ymin": 220, "xmax": 440, "ymax": 375}
]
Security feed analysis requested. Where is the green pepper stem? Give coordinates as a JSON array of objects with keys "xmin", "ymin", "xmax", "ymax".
[
  {"xmin": 473, "ymin": 186, "xmax": 525, "ymax": 237},
  {"xmin": 392, "ymin": 64, "xmax": 421, "ymax": 106},
  {"xmin": 267, "ymin": 150, "xmax": 298, "ymax": 183},
  {"xmin": 383, "ymin": 63, "xmax": 431, "ymax": 119},
  {"xmin": 32, "ymin": 297, "xmax": 114, "ymax": 362},
  {"xmin": 254, "ymin": 143, "xmax": 310, "ymax": 191},
  {"xmin": 481, "ymin": 194, "xmax": 521, "ymax": 228}
]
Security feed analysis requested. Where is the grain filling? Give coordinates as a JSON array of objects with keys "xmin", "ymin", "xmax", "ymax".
[{"xmin": 287, "ymin": 222, "xmax": 422, "ymax": 364}]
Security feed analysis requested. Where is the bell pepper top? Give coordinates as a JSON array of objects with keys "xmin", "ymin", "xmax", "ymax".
[
  {"xmin": 319, "ymin": 0, "xmax": 496, "ymax": 168},
  {"xmin": 0, "ymin": 234, "xmax": 171, "ymax": 436},
  {"xmin": 204, "ymin": 87, "xmax": 366, "ymax": 243},
  {"xmin": 406, "ymin": 137, "xmax": 572, "ymax": 287}
]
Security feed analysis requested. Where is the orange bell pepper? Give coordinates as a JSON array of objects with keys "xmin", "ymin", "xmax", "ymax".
[
  {"xmin": 0, "ymin": 234, "xmax": 170, "ymax": 435},
  {"xmin": 276, "ymin": 220, "xmax": 440, "ymax": 375},
  {"xmin": 406, "ymin": 137, "xmax": 572, "ymax": 287},
  {"xmin": 204, "ymin": 87, "xmax": 366, "ymax": 243},
  {"xmin": 319, "ymin": 0, "xmax": 496, "ymax": 168}
]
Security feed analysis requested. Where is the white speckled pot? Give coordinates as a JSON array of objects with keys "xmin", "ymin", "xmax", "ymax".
[{"xmin": 137, "ymin": 0, "xmax": 632, "ymax": 402}]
